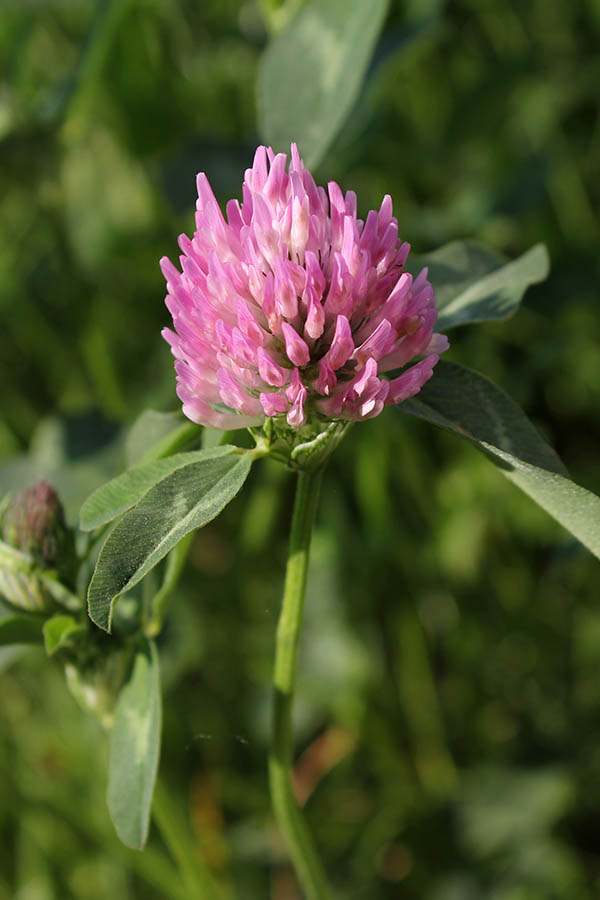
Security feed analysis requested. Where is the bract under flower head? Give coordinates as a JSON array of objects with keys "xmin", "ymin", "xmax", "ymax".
[{"xmin": 161, "ymin": 144, "xmax": 448, "ymax": 432}]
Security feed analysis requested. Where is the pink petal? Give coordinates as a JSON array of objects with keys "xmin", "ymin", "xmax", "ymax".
[
  {"xmin": 260, "ymin": 391, "xmax": 289, "ymax": 417},
  {"xmin": 324, "ymin": 315, "xmax": 354, "ymax": 369},
  {"xmin": 281, "ymin": 323, "xmax": 310, "ymax": 367},
  {"xmin": 352, "ymin": 319, "xmax": 394, "ymax": 366},
  {"xmin": 257, "ymin": 347, "xmax": 289, "ymax": 387},
  {"xmin": 386, "ymin": 355, "xmax": 439, "ymax": 405},
  {"xmin": 314, "ymin": 360, "xmax": 337, "ymax": 396}
]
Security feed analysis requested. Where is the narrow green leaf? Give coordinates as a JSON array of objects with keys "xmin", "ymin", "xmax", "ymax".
[
  {"xmin": 152, "ymin": 780, "xmax": 225, "ymax": 899},
  {"xmin": 0, "ymin": 615, "xmax": 44, "ymax": 647},
  {"xmin": 80, "ymin": 446, "xmax": 237, "ymax": 531},
  {"xmin": 125, "ymin": 409, "xmax": 200, "ymax": 467},
  {"xmin": 258, "ymin": 0, "xmax": 389, "ymax": 168},
  {"xmin": 107, "ymin": 642, "xmax": 161, "ymax": 850},
  {"xmin": 401, "ymin": 361, "xmax": 600, "ymax": 560},
  {"xmin": 88, "ymin": 453, "xmax": 253, "ymax": 631},
  {"xmin": 406, "ymin": 242, "xmax": 549, "ymax": 331},
  {"xmin": 43, "ymin": 615, "xmax": 85, "ymax": 656}
]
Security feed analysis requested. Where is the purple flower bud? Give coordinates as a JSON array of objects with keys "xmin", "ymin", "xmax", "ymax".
[
  {"xmin": 2, "ymin": 481, "xmax": 68, "ymax": 569},
  {"xmin": 1, "ymin": 481, "xmax": 77, "ymax": 612}
]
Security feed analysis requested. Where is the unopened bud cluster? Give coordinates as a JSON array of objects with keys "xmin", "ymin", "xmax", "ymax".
[{"xmin": 0, "ymin": 480, "xmax": 75, "ymax": 612}]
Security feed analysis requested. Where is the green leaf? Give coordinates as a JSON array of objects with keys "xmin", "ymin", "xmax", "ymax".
[
  {"xmin": 0, "ymin": 615, "xmax": 44, "ymax": 647},
  {"xmin": 401, "ymin": 361, "xmax": 600, "ymax": 560},
  {"xmin": 146, "ymin": 531, "xmax": 196, "ymax": 638},
  {"xmin": 107, "ymin": 642, "xmax": 161, "ymax": 850},
  {"xmin": 406, "ymin": 242, "xmax": 549, "ymax": 331},
  {"xmin": 43, "ymin": 615, "xmax": 85, "ymax": 656},
  {"xmin": 125, "ymin": 410, "xmax": 200, "ymax": 467},
  {"xmin": 88, "ymin": 453, "xmax": 253, "ymax": 631},
  {"xmin": 258, "ymin": 0, "xmax": 389, "ymax": 169},
  {"xmin": 80, "ymin": 446, "xmax": 237, "ymax": 531}
]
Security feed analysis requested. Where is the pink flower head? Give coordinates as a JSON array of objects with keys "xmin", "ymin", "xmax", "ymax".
[{"xmin": 161, "ymin": 144, "xmax": 448, "ymax": 431}]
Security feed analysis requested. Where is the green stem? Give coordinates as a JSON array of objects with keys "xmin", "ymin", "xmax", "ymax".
[
  {"xmin": 269, "ymin": 468, "xmax": 332, "ymax": 900},
  {"xmin": 152, "ymin": 779, "xmax": 228, "ymax": 900},
  {"xmin": 145, "ymin": 530, "xmax": 196, "ymax": 637}
]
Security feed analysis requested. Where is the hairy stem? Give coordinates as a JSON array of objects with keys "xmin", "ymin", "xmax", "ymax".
[{"xmin": 269, "ymin": 468, "xmax": 332, "ymax": 899}]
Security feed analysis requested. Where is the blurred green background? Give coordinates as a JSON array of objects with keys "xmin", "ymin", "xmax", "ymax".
[{"xmin": 1, "ymin": 0, "xmax": 600, "ymax": 897}]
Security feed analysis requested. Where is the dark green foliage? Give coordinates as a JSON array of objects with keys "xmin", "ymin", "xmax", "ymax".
[
  {"xmin": 408, "ymin": 242, "xmax": 549, "ymax": 331},
  {"xmin": 0, "ymin": 615, "xmax": 44, "ymax": 647},
  {"xmin": 403, "ymin": 362, "xmax": 600, "ymax": 560}
]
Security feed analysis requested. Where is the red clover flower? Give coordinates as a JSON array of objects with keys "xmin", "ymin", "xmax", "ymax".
[{"xmin": 161, "ymin": 144, "xmax": 448, "ymax": 432}]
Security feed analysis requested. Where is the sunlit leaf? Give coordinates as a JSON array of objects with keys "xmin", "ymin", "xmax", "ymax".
[
  {"xmin": 402, "ymin": 361, "xmax": 600, "ymax": 559},
  {"xmin": 80, "ymin": 446, "xmax": 237, "ymax": 531},
  {"xmin": 406, "ymin": 242, "xmax": 549, "ymax": 331},
  {"xmin": 88, "ymin": 453, "xmax": 253, "ymax": 631},
  {"xmin": 107, "ymin": 642, "xmax": 161, "ymax": 850},
  {"xmin": 258, "ymin": 0, "xmax": 389, "ymax": 168}
]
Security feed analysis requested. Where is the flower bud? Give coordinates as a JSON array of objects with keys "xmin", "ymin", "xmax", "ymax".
[
  {"xmin": 0, "ymin": 480, "xmax": 76, "ymax": 612},
  {"xmin": 3, "ymin": 481, "xmax": 69, "ymax": 566}
]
